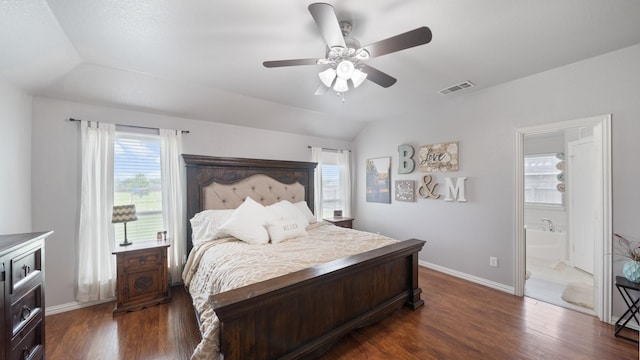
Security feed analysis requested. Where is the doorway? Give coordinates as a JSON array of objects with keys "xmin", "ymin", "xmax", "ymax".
[{"xmin": 515, "ymin": 115, "xmax": 612, "ymax": 323}]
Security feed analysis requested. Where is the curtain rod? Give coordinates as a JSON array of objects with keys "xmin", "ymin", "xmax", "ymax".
[
  {"xmin": 68, "ymin": 118, "xmax": 190, "ymax": 134},
  {"xmin": 307, "ymin": 146, "xmax": 351, "ymax": 152}
]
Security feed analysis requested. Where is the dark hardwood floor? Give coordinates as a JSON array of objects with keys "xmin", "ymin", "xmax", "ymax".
[
  {"xmin": 46, "ymin": 267, "xmax": 638, "ymax": 359},
  {"xmin": 45, "ymin": 287, "xmax": 200, "ymax": 359}
]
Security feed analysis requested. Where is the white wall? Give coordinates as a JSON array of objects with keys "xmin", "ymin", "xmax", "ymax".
[
  {"xmin": 0, "ymin": 76, "xmax": 32, "ymax": 234},
  {"xmin": 353, "ymin": 44, "xmax": 640, "ymax": 318},
  {"xmin": 31, "ymin": 97, "xmax": 350, "ymax": 308}
]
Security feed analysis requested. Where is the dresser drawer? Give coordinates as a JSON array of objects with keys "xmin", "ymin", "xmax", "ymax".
[
  {"xmin": 121, "ymin": 249, "xmax": 163, "ymax": 270},
  {"xmin": 10, "ymin": 318, "xmax": 44, "ymax": 360},
  {"xmin": 10, "ymin": 246, "xmax": 42, "ymax": 294},
  {"xmin": 11, "ymin": 284, "xmax": 43, "ymax": 338}
]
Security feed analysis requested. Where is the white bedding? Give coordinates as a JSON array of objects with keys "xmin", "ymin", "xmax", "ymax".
[{"xmin": 183, "ymin": 222, "xmax": 398, "ymax": 360}]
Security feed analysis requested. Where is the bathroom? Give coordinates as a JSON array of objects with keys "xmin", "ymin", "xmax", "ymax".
[{"xmin": 524, "ymin": 126, "xmax": 598, "ymax": 315}]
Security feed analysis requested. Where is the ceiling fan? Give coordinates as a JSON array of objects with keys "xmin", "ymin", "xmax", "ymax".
[{"xmin": 263, "ymin": 2, "xmax": 432, "ymax": 95}]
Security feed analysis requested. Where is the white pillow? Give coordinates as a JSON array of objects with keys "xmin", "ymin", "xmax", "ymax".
[
  {"xmin": 266, "ymin": 217, "xmax": 308, "ymax": 244},
  {"xmin": 190, "ymin": 209, "xmax": 235, "ymax": 246},
  {"xmin": 293, "ymin": 201, "xmax": 317, "ymax": 224},
  {"xmin": 219, "ymin": 197, "xmax": 270, "ymax": 245},
  {"xmin": 268, "ymin": 200, "xmax": 309, "ymax": 227}
]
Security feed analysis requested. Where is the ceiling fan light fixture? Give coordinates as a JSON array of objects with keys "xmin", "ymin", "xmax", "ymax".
[
  {"xmin": 333, "ymin": 77, "xmax": 349, "ymax": 92},
  {"xmin": 328, "ymin": 46, "xmax": 345, "ymax": 58},
  {"xmin": 351, "ymin": 68, "xmax": 367, "ymax": 88},
  {"xmin": 318, "ymin": 68, "xmax": 337, "ymax": 87},
  {"xmin": 335, "ymin": 60, "xmax": 355, "ymax": 79}
]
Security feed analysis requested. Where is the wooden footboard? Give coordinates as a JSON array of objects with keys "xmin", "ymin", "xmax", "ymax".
[{"xmin": 212, "ymin": 238, "xmax": 426, "ymax": 359}]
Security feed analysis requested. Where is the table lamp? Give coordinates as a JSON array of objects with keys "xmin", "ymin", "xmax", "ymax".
[{"xmin": 112, "ymin": 204, "xmax": 137, "ymax": 246}]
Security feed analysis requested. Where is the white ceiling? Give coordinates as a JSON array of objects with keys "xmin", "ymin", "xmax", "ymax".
[{"xmin": 2, "ymin": 0, "xmax": 640, "ymax": 140}]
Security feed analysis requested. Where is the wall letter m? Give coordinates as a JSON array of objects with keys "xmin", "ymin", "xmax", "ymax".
[{"xmin": 444, "ymin": 177, "xmax": 467, "ymax": 202}]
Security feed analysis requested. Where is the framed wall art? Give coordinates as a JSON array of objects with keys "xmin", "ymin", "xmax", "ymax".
[
  {"xmin": 418, "ymin": 141, "xmax": 459, "ymax": 172},
  {"xmin": 395, "ymin": 180, "xmax": 415, "ymax": 202},
  {"xmin": 366, "ymin": 157, "xmax": 391, "ymax": 203}
]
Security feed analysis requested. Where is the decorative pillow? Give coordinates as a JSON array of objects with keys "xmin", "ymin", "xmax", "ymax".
[
  {"xmin": 293, "ymin": 201, "xmax": 317, "ymax": 224},
  {"xmin": 190, "ymin": 209, "xmax": 235, "ymax": 247},
  {"xmin": 266, "ymin": 217, "xmax": 308, "ymax": 244},
  {"xmin": 268, "ymin": 200, "xmax": 309, "ymax": 228},
  {"xmin": 219, "ymin": 197, "xmax": 270, "ymax": 245}
]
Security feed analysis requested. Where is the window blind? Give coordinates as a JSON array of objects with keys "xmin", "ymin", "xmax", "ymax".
[{"xmin": 114, "ymin": 132, "xmax": 165, "ymax": 242}]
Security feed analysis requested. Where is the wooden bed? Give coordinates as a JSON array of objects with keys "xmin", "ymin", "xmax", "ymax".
[{"xmin": 183, "ymin": 154, "xmax": 426, "ymax": 359}]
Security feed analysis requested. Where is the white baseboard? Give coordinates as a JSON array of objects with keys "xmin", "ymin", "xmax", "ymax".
[
  {"xmin": 47, "ymin": 266, "xmax": 636, "ymax": 337},
  {"xmin": 45, "ymin": 282, "xmax": 184, "ymax": 315},
  {"xmin": 419, "ymin": 261, "xmax": 515, "ymax": 294},
  {"xmin": 611, "ymin": 315, "xmax": 640, "ymax": 331},
  {"xmin": 419, "ymin": 262, "xmax": 640, "ymax": 332},
  {"xmin": 47, "ymin": 266, "xmax": 508, "ymax": 315},
  {"xmin": 45, "ymin": 298, "xmax": 114, "ymax": 316}
]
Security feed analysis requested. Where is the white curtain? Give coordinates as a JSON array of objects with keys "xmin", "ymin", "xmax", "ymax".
[
  {"xmin": 310, "ymin": 146, "xmax": 323, "ymax": 221},
  {"xmin": 337, "ymin": 149, "xmax": 352, "ymax": 217},
  {"xmin": 77, "ymin": 121, "xmax": 116, "ymax": 302},
  {"xmin": 160, "ymin": 129, "xmax": 186, "ymax": 285}
]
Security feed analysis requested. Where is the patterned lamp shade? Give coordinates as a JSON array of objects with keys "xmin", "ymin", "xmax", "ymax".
[{"xmin": 112, "ymin": 205, "xmax": 138, "ymax": 223}]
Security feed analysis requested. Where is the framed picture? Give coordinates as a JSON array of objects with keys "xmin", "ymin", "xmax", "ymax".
[
  {"xmin": 366, "ymin": 157, "xmax": 391, "ymax": 203},
  {"xmin": 395, "ymin": 180, "xmax": 416, "ymax": 202},
  {"xmin": 418, "ymin": 141, "xmax": 459, "ymax": 172}
]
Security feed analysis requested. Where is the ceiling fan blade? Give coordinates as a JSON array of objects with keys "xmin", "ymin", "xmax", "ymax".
[
  {"xmin": 361, "ymin": 64, "xmax": 397, "ymax": 88},
  {"xmin": 308, "ymin": 3, "xmax": 346, "ymax": 48},
  {"xmin": 361, "ymin": 26, "xmax": 432, "ymax": 58},
  {"xmin": 263, "ymin": 59, "xmax": 321, "ymax": 68}
]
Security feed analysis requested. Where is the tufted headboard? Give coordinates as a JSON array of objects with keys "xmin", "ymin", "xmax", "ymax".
[
  {"xmin": 182, "ymin": 155, "xmax": 317, "ymax": 251},
  {"xmin": 201, "ymin": 174, "xmax": 305, "ymax": 209}
]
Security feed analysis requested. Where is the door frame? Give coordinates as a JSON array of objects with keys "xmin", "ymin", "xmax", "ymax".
[{"xmin": 514, "ymin": 114, "xmax": 612, "ymax": 322}]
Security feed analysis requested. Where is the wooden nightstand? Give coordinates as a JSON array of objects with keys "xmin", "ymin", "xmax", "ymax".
[
  {"xmin": 324, "ymin": 216, "xmax": 354, "ymax": 229},
  {"xmin": 112, "ymin": 241, "xmax": 171, "ymax": 315}
]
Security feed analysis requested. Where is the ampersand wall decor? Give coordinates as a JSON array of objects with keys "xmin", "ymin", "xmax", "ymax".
[{"xmin": 417, "ymin": 175, "xmax": 440, "ymax": 199}]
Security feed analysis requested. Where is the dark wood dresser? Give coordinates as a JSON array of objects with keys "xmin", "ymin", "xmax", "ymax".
[
  {"xmin": 0, "ymin": 231, "xmax": 52, "ymax": 360},
  {"xmin": 112, "ymin": 241, "xmax": 171, "ymax": 315}
]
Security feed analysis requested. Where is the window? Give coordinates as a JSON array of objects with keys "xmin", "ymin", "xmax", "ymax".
[
  {"xmin": 113, "ymin": 132, "xmax": 164, "ymax": 243},
  {"xmin": 319, "ymin": 150, "xmax": 348, "ymax": 218},
  {"xmin": 321, "ymin": 163, "xmax": 339, "ymax": 218},
  {"xmin": 524, "ymin": 153, "xmax": 563, "ymax": 206}
]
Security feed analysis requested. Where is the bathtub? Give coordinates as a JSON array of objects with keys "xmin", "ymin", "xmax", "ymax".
[{"xmin": 525, "ymin": 227, "xmax": 567, "ymax": 262}]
